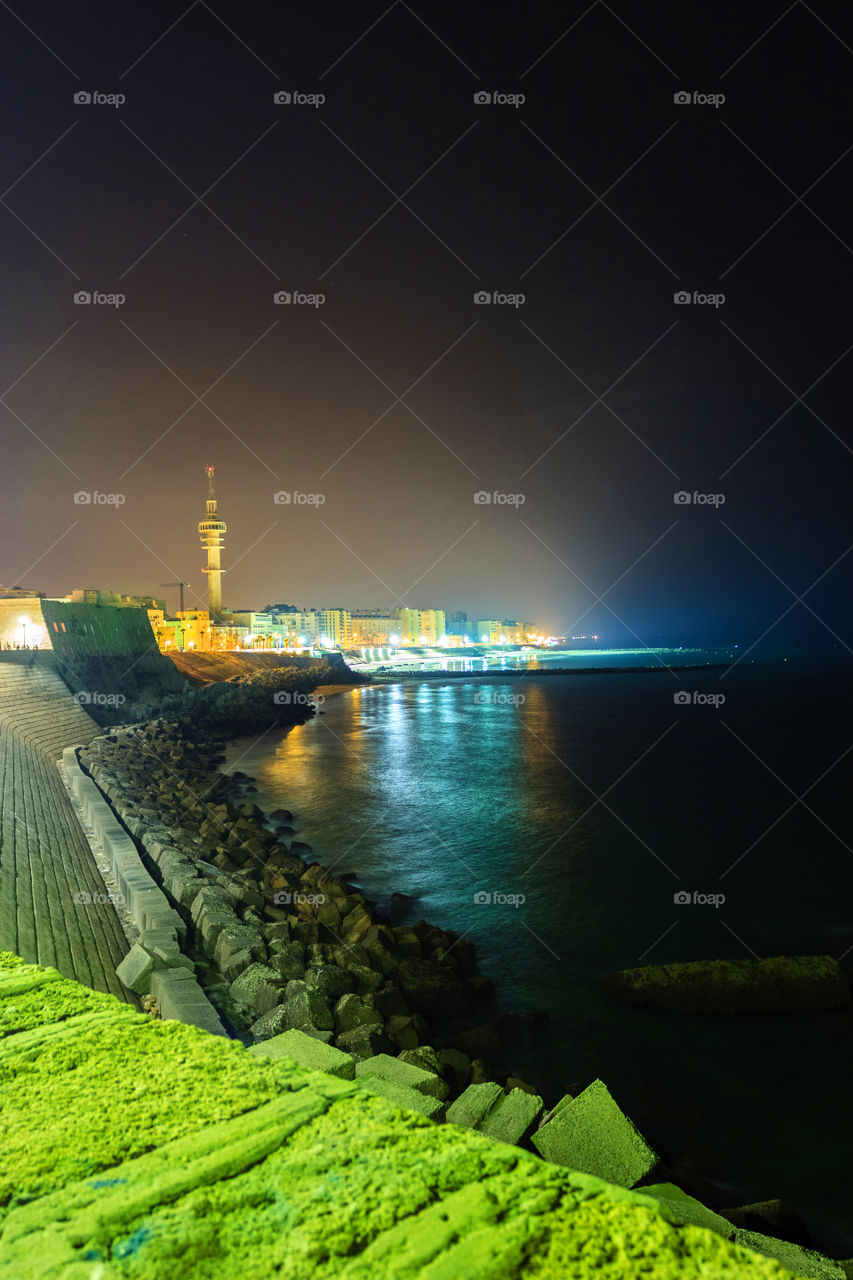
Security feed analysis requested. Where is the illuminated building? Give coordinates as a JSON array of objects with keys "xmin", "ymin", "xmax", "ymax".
[
  {"xmin": 0, "ymin": 584, "xmax": 45, "ymax": 599},
  {"xmin": 317, "ymin": 609, "xmax": 351, "ymax": 648},
  {"xmin": 147, "ymin": 609, "xmax": 212, "ymax": 652},
  {"xmin": 350, "ymin": 612, "xmax": 399, "ymax": 644},
  {"xmin": 67, "ymin": 587, "xmax": 165, "ymax": 610},
  {"xmin": 211, "ymin": 623, "xmax": 249, "ymax": 650},
  {"xmin": 397, "ymin": 608, "xmax": 421, "ymax": 643},
  {"xmin": 418, "ymin": 609, "xmax": 446, "ymax": 644},
  {"xmin": 475, "ymin": 620, "xmax": 503, "ymax": 643},
  {"xmin": 176, "ymin": 610, "xmax": 212, "ymax": 651}
]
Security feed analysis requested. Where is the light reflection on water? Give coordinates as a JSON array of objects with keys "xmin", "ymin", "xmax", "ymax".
[{"xmin": 224, "ymin": 662, "xmax": 853, "ymax": 1252}]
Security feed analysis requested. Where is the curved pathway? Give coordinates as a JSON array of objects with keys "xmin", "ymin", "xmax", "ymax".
[{"xmin": 0, "ymin": 652, "xmax": 130, "ymax": 998}]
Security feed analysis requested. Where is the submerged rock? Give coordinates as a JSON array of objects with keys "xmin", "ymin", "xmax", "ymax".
[
  {"xmin": 396, "ymin": 956, "xmax": 468, "ymax": 1015},
  {"xmin": 600, "ymin": 955, "xmax": 851, "ymax": 1013}
]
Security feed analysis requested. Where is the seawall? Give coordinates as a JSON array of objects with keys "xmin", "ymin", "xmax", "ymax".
[{"xmin": 167, "ymin": 649, "xmax": 356, "ymax": 686}]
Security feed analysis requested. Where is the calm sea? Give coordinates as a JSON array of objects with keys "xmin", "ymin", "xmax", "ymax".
[{"xmin": 224, "ymin": 649, "xmax": 853, "ymax": 1251}]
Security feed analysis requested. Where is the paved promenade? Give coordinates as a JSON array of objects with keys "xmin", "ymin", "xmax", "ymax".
[{"xmin": 0, "ymin": 652, "xmax": 130, "ymax": 999}]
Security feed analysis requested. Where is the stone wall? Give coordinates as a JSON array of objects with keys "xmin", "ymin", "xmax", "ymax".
[
  {"xmin": 0, "ymin": 597, "xmax": 50, "ymax": 649},
  {"xmin": 0, "ymin": 598, "xmax": 185, "ymax": 713}
]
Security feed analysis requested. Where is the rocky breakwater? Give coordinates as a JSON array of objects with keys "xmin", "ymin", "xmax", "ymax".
[
  {"xmin": 600, "ymin": 956, "xmax": 852, "ymax": 1013},
  {"xmin": 73, "ymin": 716, "xmax": 853, "ymax": 1272},
  {"xmin": 77, "ymin": 717, "xmax": 500, "ymax": 1077}
]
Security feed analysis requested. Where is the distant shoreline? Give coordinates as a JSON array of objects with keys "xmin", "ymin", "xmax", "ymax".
[{"xmin": 367, "ymin": 662, "xmax": 731, "ymax": 681}]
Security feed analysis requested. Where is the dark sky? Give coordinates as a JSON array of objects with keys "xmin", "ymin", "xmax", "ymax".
[{"xmin": 2, "ymin": 1, "xmax": 852, "ymax": 645}]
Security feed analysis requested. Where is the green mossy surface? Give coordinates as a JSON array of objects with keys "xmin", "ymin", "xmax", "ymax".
[
  {"xmin": 525, "ymin": 1197, "xmax": 801, "ymax": 1279},
  {"xmin": 0, "ymin": 1005, "xmax": 300, "ymax": 1210},
  {"xmin": 0, "ymin": 964, "xmax": 122, "ymax": 1038},
  {"xmin": 0, "ymin": 951, "xmax": 807, "ymax": 1279},
  {"xmin": 642, "ymin": 1181, "xmax": 736, "ymax": 1238}
]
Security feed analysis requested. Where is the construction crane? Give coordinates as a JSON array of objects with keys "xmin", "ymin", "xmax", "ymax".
[{"xmin": 161, "ymin": 582, "xmax": 190, "ymax": 613}]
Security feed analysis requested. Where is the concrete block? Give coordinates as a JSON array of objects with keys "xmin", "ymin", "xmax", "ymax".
[
  {"xmin": 531, "ymin": 1079, "xmax": 658, "ymax": 1188},
  {"xmin": 142, "ymin": 898, "xmax": 186, "ymax": 936},
  {"xmin": 141, "ymin": 831, "xmax": 175, "ymax": 857},
  {"xmin": 229, "ymin": 964, "xmax": 284, "ymax": 1012},
  {"xmin": 157, "ymin": 849, "xmax": 191, "ymax": 881},
  {"xmin": 221, "ymin": 949, "xmax": 254, "ymax": 982},
  {"xmin": 124, "ymin": 879, "xmax": 161, "ymax": 920},
  {"xmin": 151, "ymin": 946, "xmax": 194, "ymax": 971},
  {"xmin": 90, "ymin": 803, "xmax": 117, "ymax": 844},
  {"xmin": 115, "ymin": 943, "xmax": 157, "ymax": 996},
  {"xmin": 734, "ymin": 1231, "xmax": 845, "ymax": 1279},
  {"xmin": 642, "ymin": 1183, "xmax": 735, "ymax": 1239},
  {"xmin": 77, "ymin": 780, "xmax": 99, "ymax": 814},
  {"xmin": 168, "ymin": 867, "xmax": 204, "ymax": 910},
  {"xmin": 113, "ymin": 860, "xmax": 143, "ymax": 904},
  {"xmin": 198, "ymin": 900, "xmax": 240, "ymax": 954},
  {"xmin": 335, "ymin": 1025, "xmax": 393, "ymax": 1057},
  {"xmin": 249, "ymin": 1028, "xmax": 356, "ymax": 1079},
  {"xmin": 103, "ymin": 825, "xmax": 135, "ymax": 859},
  {"xmin": 214, "ymin": 924, "xmax": 267, "ymax": 968},
  {"xmin": 139, "ymin": 926, "xmax": 180, "ymax": 951},
  {"xmin": 355, "ymin": 1073, "xmax": 445, "ymax": 1121},
  {"xmin": 477, "ymin": 1088, "xmax": 543, "ymax": 1145},
  {"xmin": 446, "ymin": 1082, "xmax": 503, "ymax": 1129},
  {"xmin": 354, "ymin": 1053, "xmax": 447, "ymax": 1101},
  {"xmin": 149, "ymin": 969, "xmax": 228, "ymax": 1037}
]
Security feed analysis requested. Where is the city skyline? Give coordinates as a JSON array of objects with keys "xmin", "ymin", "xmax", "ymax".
[{"xmin": 2, "ymin": 2, "xmax": 851, "ymax": 651}]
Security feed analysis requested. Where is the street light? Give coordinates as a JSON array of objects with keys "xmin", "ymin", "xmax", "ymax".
[{"xmin": 19, "ymin": 616, "xmax": 29, "ymax": 647}]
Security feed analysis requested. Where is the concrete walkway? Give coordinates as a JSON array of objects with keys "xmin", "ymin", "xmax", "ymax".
[{"xmin": 0, "ymin": 652, "xmax": 130, "ymax": 999}]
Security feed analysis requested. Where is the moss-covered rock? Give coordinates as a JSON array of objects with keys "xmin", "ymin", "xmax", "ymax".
[
  {"xmin": 601, "ymin": 955, "xmax": 850, "ymax": 1013},
  {"xmin": 0, "ymin": 951, "xmax": 805, "ymax": 1280}
]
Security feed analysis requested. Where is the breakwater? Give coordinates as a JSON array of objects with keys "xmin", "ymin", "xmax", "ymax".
[
  {"xmin": 370, "ymin": 663, "xmax": 731, "ymax": 680},
  {"xmin": 76, "ymin": 715, "xmax": 505, "ymax": 1074},
  {"xmin": 68, "ymin": 709, "xmax": 853, "ymax": 1276}
]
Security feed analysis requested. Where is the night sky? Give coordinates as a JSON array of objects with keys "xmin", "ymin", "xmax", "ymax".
[{"xmin": 2, "ymin": 1, "xmax": 852, "ymax": 645}]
